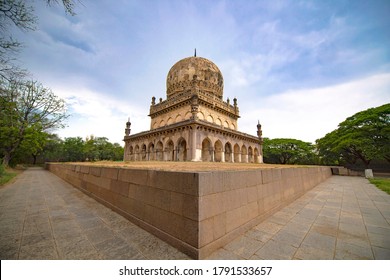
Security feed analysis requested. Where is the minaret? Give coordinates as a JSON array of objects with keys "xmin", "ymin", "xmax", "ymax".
[
  {"xmin": 257, "ymin": 120, "xmax": 264, "ymax": 163},
  {"xmin": 125, "ymin": 118, "xmax": 131, "ymax": 136},
  {"xmin": 233, "ymin": 97, "xmax": 238, "ymax": 113},
  {"xmin": 257, "ymin": 120, "xmax": 262, "ymax": 139}
]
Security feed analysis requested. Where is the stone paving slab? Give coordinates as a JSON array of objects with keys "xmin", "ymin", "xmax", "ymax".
[
  {"xmin": 0, "ymin": 167, "xmax": 190, "ymax": 260},
  {"xmin": 1, "ymin": 168, "xmax": 390, "ymax": 260},
  {"xmin": 207, "ymin": 175, "xmax": 390, "ymax": 260}
]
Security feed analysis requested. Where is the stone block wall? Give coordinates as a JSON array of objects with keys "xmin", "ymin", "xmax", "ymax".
[
  {"xmin": 196, "ymin": 166, "xmax": 331, "ymax": 258},
  {"xmin": 46, "ymin": 163, "xmax": 331, "ymax": 259},
  {"xmin": 331, "ymin": 166, "xmax": 364, "ymax": 176}
]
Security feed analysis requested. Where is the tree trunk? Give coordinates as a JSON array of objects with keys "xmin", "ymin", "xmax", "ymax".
[
  {"xmin": 2, "ymin": 152, "xmax": 11, "ymax": 167},
  {"xmin": 2, "ymin": 125, "xmax": 26, "ymax": 167},
  {"xmin": 357, "ymin": 154, "xmax": 371, "ymax": 168},
  {"xmin": 32, "ymin": 154, "xmax": 37, "ymax": 165}
]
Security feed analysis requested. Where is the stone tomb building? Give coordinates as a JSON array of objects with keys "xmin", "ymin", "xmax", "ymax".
[{"xmin": 123, "ymin": 55, "xmax": 263, "ymax": 163}]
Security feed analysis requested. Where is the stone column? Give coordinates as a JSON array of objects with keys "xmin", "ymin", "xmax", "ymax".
[
  {"xmin": 163, "ymin": 149, "xmax": 168, "ymax": 161},
  {"xmin": 365, "ymin": 169, "xmax": 374, "ymax": 178},
  {"xmin": 123, "ymin": 142, "xmax": 128, "ymax": 161},
  {"xmin": 190, "ymin": 125, "xmax": 201, "ymax": 161},
  {"xmin": 259, "ymin": 145, "xmax": 264, "ymax": 163}
]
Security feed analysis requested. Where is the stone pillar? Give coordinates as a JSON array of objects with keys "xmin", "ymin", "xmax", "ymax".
[
  {"xmin": 190, "ymin": 125, "xmax": 201, "ymax": 161},
  {"xmin": 123, "ymin": 142, "xmax": 129, "ymax": 161},
  {"xmin": 163, "ymin": 150, "xmax": 168, "ymax": 161},
  {"xmin": 258, "ymin": 144, "xmax": 263, "ymax": 163},
  {"xmin": 365, "ymin": 169, "xmax": 374, "ymax": 178},
  {"xmin": 221, "ymin": 150, "xmax": 225, "ymax": 162},
  {"xmin": 174, "ymin": 148, "xmax": 178, "ymax": 161},
  {"xmin": 238, "ymin": 153, "xmax": 242, "ymax": 163}
]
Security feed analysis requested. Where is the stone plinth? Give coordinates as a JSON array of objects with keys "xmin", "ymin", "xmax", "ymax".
[{"xmin": 46, "ymin": 163, "xmax": 331, "ymax": 259}]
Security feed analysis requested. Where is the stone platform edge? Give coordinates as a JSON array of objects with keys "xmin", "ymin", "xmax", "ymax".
[{"xmin": 45, "ymin": 163, "xmax": 332, "ymax": 259}]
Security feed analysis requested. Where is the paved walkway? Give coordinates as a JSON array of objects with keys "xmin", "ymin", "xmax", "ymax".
[
  {"xmin": 208, "ymin": 174, "xmax": 390, "ymax": 260},
  {"xmin": 1, "ymin": 168, "xmax": 390, "ymax": 260}
]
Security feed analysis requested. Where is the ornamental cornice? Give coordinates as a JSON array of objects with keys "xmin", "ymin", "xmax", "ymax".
[{"xmin": 124, "ymin": 119, "xmax": 260, "ymax": 144}]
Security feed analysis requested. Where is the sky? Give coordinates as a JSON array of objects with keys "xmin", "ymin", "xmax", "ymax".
[{"xmin": 12, "ymin": 0, "xmax": 390, "ymax": 145}]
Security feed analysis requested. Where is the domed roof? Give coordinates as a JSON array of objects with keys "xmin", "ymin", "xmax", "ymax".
[{"xmin": 166, "ymin": 56, "xmax": 224, "ymax": 99}]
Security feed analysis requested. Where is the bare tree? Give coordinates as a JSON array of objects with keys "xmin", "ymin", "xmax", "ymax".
[
  {"xmin": 0, "ymin": 0, "xmax": 36, "ymax": 79},
  {"xmin": 46, "ymin": 0, "xmax": 77, "ymax": 16},
  {"xmin": 0, "ymin": 0, "xmax": 77, "ymax": 79}
]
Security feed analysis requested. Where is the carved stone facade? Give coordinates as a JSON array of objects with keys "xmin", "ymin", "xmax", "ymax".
[{"xmin": 123, "ymin": 55, "xmax": 263, "ymax": 163}]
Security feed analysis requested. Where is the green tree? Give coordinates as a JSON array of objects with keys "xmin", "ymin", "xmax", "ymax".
[
  {"xmin": 263, "ymin": 138, "xmax": 318, "ymax": 165},
  {"xmin": 84, "ymin": 135, "xmax": 99, "ymax": 161},
  {"xmin": 111, "ymin": 143, "xmax": 124, "ymax": 161},
  {"xmin": 62, "ymin": 136, "xmax": 84, "ymax": 162},
  {"xmin": 0, "ymin": 79, "xmax": 68, "ymax": 166},
  {"xmin": 40, "ymin": 133, "xmax": 64, "ymax": 162},
  {"xmin": 316, "ymin": 103, "xmax": 390, "ymax": 167},
  {"xmin": 84, "ymin": 136, "xmax": 124, "ymax": 161},
  {"xmin": 11, "ymin": 124, "xmax": 48, "ymax": 164}
]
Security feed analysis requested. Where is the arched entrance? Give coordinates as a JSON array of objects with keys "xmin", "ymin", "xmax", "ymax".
[
  {"xmin": 202, "ymin": 138, "xmax": 213, "ymax": 162},
  {"xmin": 165, "ymin": 140, "xmax": 174, "ymax": 161},
  {"xmin": 234, "ymin": 144, "xmax": 240, "ymax": 163},
  {"xmin": 177, "ymin": 138, "xmax": 187, "ymax": 161},
  {"xmin": 156, "ymin": 141, "xmax": 163, "ymax": 161},
  {"xmin": 148, "ymin": 143, "xmax": 155, "ymax": 161},
  {"xmin": 129, "ymin": 146, "xmax": 134, "ymax": 161},
  {"xmin": 242, "ymin": 145, "xmax": 248, "ymax": 163},
  {"xmin": 141, "ymin": 144, "xmax": 147, "ymax": 161},
  {"xmin": 214, "ymin": 140, "xmax": 223, "ymax": 162},
  {"xmin": 248, "ymin": 146, "xmax": 253, "ymax": 163},
  {"xmin": 225, "ymin": 142, "xmax": 232, "ymax": 163},
  {"xmin": 134, "ymin": 145, "xmax": 140, "ymax": 161},
  {"xmin": 254, "ymin": 147, "xmax": 260, "ymax": 163}
]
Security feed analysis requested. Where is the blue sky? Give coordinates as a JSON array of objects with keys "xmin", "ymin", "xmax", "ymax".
[{"xmin": 13, "ymin": 0, "xmax": 390, "ymax": 144}]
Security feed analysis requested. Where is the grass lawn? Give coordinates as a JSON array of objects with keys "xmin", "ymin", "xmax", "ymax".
[
  {"xmin": 0, "ymin": 168, "xmax": 18, "ymax": 186},
  {"xmin": 369, "ymin": 177, "xmax": 390, "ymax": 195}
]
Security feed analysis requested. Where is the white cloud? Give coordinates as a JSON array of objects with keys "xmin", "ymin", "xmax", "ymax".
[
  {"xmin": 239, "ymin": 73, "xmax": 390, "ymax": 143},
  {"xmin": 52, "ymin": 86, "xmax": 149, "ymax": 145}
]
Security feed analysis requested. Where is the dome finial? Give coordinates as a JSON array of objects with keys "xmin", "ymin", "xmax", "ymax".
[{"xmin": 194, "ymin": 48, "xmax": 197, "ymax": 57}]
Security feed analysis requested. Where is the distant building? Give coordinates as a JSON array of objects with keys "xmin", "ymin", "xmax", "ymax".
[{"xmin": 123, "ymin": 54, "xmax": 263, "ymax": 163}]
